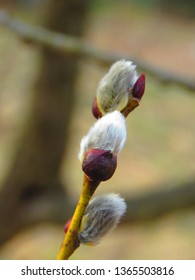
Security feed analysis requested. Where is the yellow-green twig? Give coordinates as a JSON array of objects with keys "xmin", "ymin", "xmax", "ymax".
[
  {"xmin": 57, "ymin": 175, "xmax": 100, "ymax": 260},
  {"xmin": 121, "ymin": 99, "xmax": 139, "ymax": 117}
]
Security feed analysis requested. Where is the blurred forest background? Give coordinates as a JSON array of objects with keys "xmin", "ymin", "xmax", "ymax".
[{"xmin": 0, "ymin": 0, "xmax": 195, "ymax": 259}]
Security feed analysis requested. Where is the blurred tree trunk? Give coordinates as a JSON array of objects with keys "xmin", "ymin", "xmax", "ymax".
[{"xmin": 0, "ymin": 0, "xmax": 89, "ymax": 245}]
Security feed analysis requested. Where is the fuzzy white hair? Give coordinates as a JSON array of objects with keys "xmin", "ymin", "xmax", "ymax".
[
  {"xmin": 79, "ymin": 193, "xmax": 127, "ymax": 245},
  {"xmin": 78, "ymin": 111, "xmax": 126, "ymax": 161},
  {"xmin": 97, "ymin": 60, "xmax": 138, "ymax": 113}
]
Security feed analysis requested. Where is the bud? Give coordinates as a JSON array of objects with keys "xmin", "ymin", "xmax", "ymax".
[
  {"xmin": 132, "ymin": 74, "xmax": 145, "ymax": 100},
  {"xmin": 78, "ymin": 111, "xmax": 126, "ymax": 163},
  {"xmin": 94, "ymin": 60, "xmax": 144, "ymax": 116},
  {"xmin": 79, "ymin": 194, "xmax": 127, "ymax": 245},
  {"xmin": 64, "ymin": 218, "xmax": 72, "ymax": 233},
  {"xmin": 82, "ymin": 149, "xmax": 117, "ymax": 181},
  {"xmin": 92, "ymin": 97, "xmax": 102, "ymax": 119}
]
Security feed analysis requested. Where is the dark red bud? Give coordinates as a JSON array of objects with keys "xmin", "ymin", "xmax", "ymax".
[
  {"xmin": 132, "ymin": 74, "xmax": 145, "ymax": 100},
  {"xmin": 64, "ymin": 218, "xmax": 72, "ymax": 233},
  {"xmin": 82, "ymin": 149, "xmax": 117, "ymax": 181},
  {"xmin": 92, "ymin": 97, "xmax": 102, "ymax": 119}
]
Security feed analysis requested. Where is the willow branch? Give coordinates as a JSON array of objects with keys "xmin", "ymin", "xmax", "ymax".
[
  {"xmin": 57, "ymin": 175, "xmax": 100, "ymax": 260},
  {"xmin": 0, "ymin": 10, "xmax": 195, "ymax": 91}
]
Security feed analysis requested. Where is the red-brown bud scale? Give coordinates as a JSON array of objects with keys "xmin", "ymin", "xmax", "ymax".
[
  {"xmin": 132, "ymin": 74, "xmax": 145, "ymax": 100},
  {"xmin": 82, "ymin": 149, "xmax": 117, "ymax": 181},
  {"xmin": 92, "ymin": 97, "xmax": 102, "ymax": 119},
  {"xmin": 64, "ymin": 218, "xmax": 72, "ymax": 233}
]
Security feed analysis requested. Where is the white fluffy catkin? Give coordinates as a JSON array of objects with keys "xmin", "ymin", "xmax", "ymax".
[
  {"xmin": 97, "ymin": 60, "xmax": 138, "ymax": 113},
  {"xmin": 79, "ymin": 193, "xmax": 127, "ymax": 245},
  {"xmin": 78, "ymin": 111, "xmax": 126, "ymax": 162}
]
